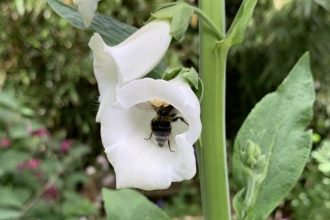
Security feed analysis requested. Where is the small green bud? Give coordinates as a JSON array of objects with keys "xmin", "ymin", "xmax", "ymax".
[
  {"xmin": 255, "ymin": 155, "xmax": 266, "ymax": 170},
  {"xmin": 242, "ymin": 140, "xmax": 266, "ymax": 172},
  {"xmin": 247, "ymin": 154, "xmax": 256, "ymax": 169},
  {"xmin": 246, "ymin": 140, "xmax": 260, "ymax": 159}
]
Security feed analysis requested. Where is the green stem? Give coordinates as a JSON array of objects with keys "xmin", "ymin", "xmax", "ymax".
[
  {"xmin": 192, "ymin": 7, "xmax": 224, "ymax": 40},
  {"xmin": 199, "ymin": 0, "xmax": 231, "ymax": 219},
  {"xmin": 195, "ymin": 138, "xmax": 207, "ymax": 213},
  {"xmin": 245, "ymin": 174, "xmax": 256, "ymax": 208}
]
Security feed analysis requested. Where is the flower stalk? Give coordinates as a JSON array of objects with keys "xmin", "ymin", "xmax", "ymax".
[{"xmin": 199, "ymin": 0, "xmax": 231, "ymax": 219}]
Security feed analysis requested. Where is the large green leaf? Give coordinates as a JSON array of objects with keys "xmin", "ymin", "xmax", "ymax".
[
  {"xmin": 232, "ymin": 52, "xmax": 314, "ymax": 219},
  {"xmin": 46, "ymin": 0, "xmax": 165, "ymax": 79},
  {"xmin": 102, "ymin": 188, "xmax": 170, "ymax": 220}
]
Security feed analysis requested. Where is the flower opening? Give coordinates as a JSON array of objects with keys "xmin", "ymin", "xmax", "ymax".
[{"xmin": 100, "ymin": 77, "xmax": 201, "ymax": 190}]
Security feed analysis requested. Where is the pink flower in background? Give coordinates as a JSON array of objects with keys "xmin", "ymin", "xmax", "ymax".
[
  {"xmin": 43, "ymin": 184, "xmax": 59, "ymax": 200},
  {"xmin": 31, "ymin": 128, "xmax": 51, "ymax": 140},
  {"xmin": 31, "ymin": 128, "xmax": 48, "ymax": 136},
  {"xmin": 17, "ymin": 159, "xmax": 41, "ymax": 170},
  {"xmin": 27, "ymin": 159, "xmax": 41, "ymax": 169},
  {"xmin": 0, "ymin": 138, "xmax": 10, "ymax": 148},
  {"xmin": 60, "ymin": 139, "xmax": 72, "ymax": 152}
]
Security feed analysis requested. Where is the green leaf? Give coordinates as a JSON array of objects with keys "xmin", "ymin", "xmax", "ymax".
[
  {"xmin": 0, "ymin": 92, "xmax": 19, "ymax": 110},
  {"xmin": 69, "ymin": 145, "xmax": 90, "ymax": 158},
  {"xmin": 9, "ymin": 124, "xmax": 30, "ymax": 139},
  {"xmin": 62, "ymin": 191, "xmax": 98, "ymax": 217},
  {"xmin": 0, "ymin": 150, "xmax": 31, "ymax": 172},
  {"xmin": 0, "ymin": 208, "xmax": 21, "ymax": 220},
  {"xmin": 233, "ymin": 188, "xmax": 245, "ymax": 219},
  {"xmin": 0, "ymin": 107, "xmax": 20, "ymax": 124},
  {"xmin": 102, "ymin": 188, "xmax": 170, "ymax": 220},
  {"xmin": 232, "ymin": 52, "xmax": 314, "ymax": 219},
  {"xmin": 314, "ymin": 0, "xmax": 330, "ymax": 12},
  {"xmin": 0, "ymin": 187, "xmax": 31, "ymax": 209},
  {"xmin": 217, "ymin": 0, "xmax": 257, "ymax": 47},
  {"xmin": 46, "ymin": 0, "xmax": 165, "ymax": 79}
]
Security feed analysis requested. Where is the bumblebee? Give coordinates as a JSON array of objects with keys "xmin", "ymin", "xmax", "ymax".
[{"xmin": 144, "ymin": 100, "xmax": 189, "ymax": 152}]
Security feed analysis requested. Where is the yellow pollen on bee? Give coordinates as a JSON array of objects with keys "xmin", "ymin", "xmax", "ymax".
[{"xmin": 149, "ymin": 99, "xmax": 170, "ymax": 107}]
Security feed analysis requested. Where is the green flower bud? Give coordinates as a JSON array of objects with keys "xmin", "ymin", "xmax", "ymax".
[{"xmin": 242, "ymin": 140, "xmax": 265, "ymax": 171}]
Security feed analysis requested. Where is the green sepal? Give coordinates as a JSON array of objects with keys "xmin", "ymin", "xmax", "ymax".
[
  {"xmin": 162, "ymin": 67, "xmax": 204, "ymax": 102},
  {"xmin": 149, "ymin": 3, "xmax": 193, "ymax": 41},
  {"xmin": 162, "ymin": 68, "xmax": 182, "ymax": 81},
  {"xmin": 192, "ymin": 78, "xmax": 204, "ymax": 102},
  {"xmin": 182, "ymin": 67, "xmax": 199, "ymax": 89}
]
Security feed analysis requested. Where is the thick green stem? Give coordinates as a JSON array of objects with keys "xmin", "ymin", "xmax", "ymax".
[{"xmin": 199, "ymin": 0, "xmax": 231, "ymax": 219}]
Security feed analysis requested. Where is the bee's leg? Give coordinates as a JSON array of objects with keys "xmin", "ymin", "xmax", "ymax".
[
  {"xmin": 173, "ymin": 117, "xmax": 189, "ymax": 126},
  {"xmin": 167, "ymin": 138, "xmax": 175, "ymax": 152},
  {"xmin": 144, "ymin": 131, "xmax": 153, "ymax": 140}
]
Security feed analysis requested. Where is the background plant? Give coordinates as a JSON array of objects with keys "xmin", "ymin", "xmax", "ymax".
[{"xmin": 1, "ymin": 0, "xmax": 330, "ymax": 219}]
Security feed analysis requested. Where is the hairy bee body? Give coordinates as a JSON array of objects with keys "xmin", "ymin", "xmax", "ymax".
[
  {"xmin": 144, "ymin": 101, "xmax": 188, "ymax": 152},
  {"xmin": 151, "ymin": 115, "xmax": 173, "ymax": 147}
]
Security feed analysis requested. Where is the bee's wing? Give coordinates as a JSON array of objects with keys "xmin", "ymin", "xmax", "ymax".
[
  {"xmin": 169, "ymin": 106, "xmax": 179, "ymax": 116},
  {"xmin": 134, "ymin": 102, "xmax": 156, "ymax": 112}
]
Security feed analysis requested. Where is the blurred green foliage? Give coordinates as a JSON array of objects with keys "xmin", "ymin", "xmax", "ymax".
[
  {"xmin": 0, "ymin": 91, "xmax": 98, "ymax": 219},
  {"xmin": 1, "ymin": 0, "xmax": 330, "ymax": 219}
]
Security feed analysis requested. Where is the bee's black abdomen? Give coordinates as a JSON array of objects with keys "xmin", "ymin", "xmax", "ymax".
[{"xmin": 151, "ymin": 119, "xmax": 171, "ymax": 147}]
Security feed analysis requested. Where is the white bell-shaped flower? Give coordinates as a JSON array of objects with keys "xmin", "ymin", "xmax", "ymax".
[
  {"xmin": 88, "ymin": 20, "xmax": 172, "ymax": 122},
  {"xmin": 100, "ymin": 75, "xmax": 201, "ymax": 190},
  {"xmin": 73, "ymin": 0, "xmax": 100, "ymax": 28}
]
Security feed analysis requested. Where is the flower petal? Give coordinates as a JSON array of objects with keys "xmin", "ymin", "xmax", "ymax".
[
  {"xmin": 102, "ymin": 102, "xmax": 197, "ymax": 190},
  {"xmin": 107, "ymin": 20, "xmax": 172, "ymax": 85},
  {"xmin": 168, "ymin": 73, "xmax": 201, "ymax": 114},
  {"xmin": 89, "ymin": 33, "xmax": 118, "ymax": 122},
  {"xmin": 101, "ymin": 78, "xmax": 201, "ymax": 190},
  {"xmin": 73, "ymin": 0, "xmax": 100, "ymax": 27}
]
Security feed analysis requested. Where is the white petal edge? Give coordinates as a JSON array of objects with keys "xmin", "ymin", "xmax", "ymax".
[
  {"xmin": 89, "ymin": 33, "xmax": 118, "ymax": 122},
  {"xmin": 106, "ymin": 20, "xmax": 172, "ymax": 86}
]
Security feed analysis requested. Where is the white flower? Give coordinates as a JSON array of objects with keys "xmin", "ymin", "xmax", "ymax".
[
  {"xmin": 100, "ymin": 75, "xmax": 201, "ymax": 190},
  {"xmin": 73, "ymin": 0, "xmax": 100, "ymax": 28},
  {"xmin": 88, "ymin": 20, "xmax": 172, "ymax": 122}
]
